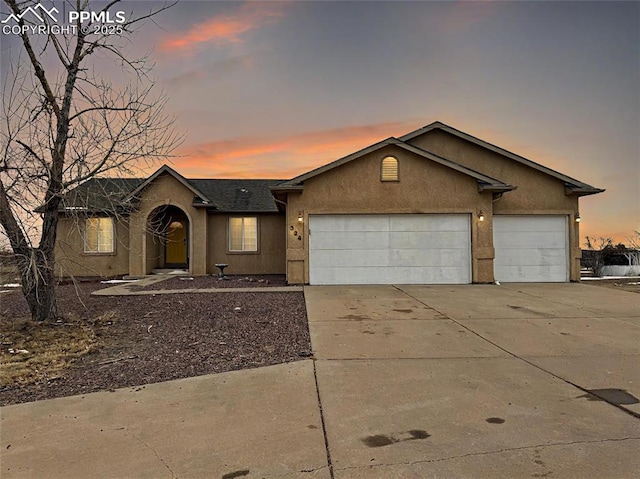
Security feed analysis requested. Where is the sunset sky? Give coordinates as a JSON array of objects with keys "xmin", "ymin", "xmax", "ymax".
[{"xmin": 1, "ymin": 1, "xmax": 639, "ymax": 244}]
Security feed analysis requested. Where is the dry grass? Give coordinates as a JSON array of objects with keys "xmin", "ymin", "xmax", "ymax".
[{"xmin": 0, "ymin": 316, "xmax": 99, "ymax": 387}]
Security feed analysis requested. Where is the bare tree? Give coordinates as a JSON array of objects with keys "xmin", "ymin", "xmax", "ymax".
[
  {"xmin": 0, "ymin": 0, "xmax": 180, "ymax": 321},
  {"xmin": 625, "ymin": 231, "xmax": 640, "ymax": 273},
  {"xmin": 583, "ymin": 236, "xmax": 613, "ymax": 277}
]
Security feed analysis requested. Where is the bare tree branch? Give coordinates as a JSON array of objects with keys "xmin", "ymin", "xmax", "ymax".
[{"xmin": 0, "ymin": 0, "xmax": 181, "ymax": 320}]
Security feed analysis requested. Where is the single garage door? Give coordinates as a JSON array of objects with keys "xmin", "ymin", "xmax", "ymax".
[
  {"xmin": 308, "ymin": 214, "xmax": 471, "ymax": 285},
  {"xmin": 493, "ymin": 215, "xmax": 568, "ymax": 282}
]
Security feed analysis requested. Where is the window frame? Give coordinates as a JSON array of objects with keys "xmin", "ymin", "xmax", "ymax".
[
  {"xmin": 83, "ymin": 216, "xmax": 115, "ymax": 254},
  {"xmin": 227, "ymin": 216, "xmax": 260, "ymax": 254},
  {"xmin": 381, "ymin": 156, "xmax": 399, "ymax": 182}
]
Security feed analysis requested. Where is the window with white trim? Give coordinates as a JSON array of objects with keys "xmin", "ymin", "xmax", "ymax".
[
  {"xmin": 84, "ymin": 217, "xmax": 114, "ymax": 253},
  {"xmin": 381, "ymin": 156, "xmax": 399, "ymax": 181},
  {"xmin": 229, "ymin": 217, "xmax": 258, "ymax": 252}
]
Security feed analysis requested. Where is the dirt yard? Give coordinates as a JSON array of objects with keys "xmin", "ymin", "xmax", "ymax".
[
  {"xmin": 0, "ymin": 278, "xmax": 310, "ymax": 406},
  {"xmin": 583, "ymin": 277, "xmax": 640, "ymax": 294}
]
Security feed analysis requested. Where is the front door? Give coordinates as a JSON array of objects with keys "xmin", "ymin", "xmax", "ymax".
[{"xmin": 165, "ymin": 220, "xmax": 188, "ymax": 267}]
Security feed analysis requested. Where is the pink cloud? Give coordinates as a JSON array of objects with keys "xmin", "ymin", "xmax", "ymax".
[
  {"xmin": 173, "ymin": 120, "xmax": 422, "ymax": 179},
  {"xmin": 161, "ymin": 2, "xmax": 289, "ymax": 52}
]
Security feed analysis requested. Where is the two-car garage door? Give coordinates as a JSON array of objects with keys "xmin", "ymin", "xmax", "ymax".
[{"xmin": 309, "ymin": 214, "xmax": 471, "ymax": 285}]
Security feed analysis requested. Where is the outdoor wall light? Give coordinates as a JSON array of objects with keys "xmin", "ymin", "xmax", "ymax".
[
  {"xmin": 575, "ymin": 212, "xmax": 581, "ymax": 223},
  {"xmin": 298, "ymin": 212, "xmax": 303, "ymax": 223},
  {"xmin": 478, "ymin": 210, "xmax": 485, "ymax": 222}
]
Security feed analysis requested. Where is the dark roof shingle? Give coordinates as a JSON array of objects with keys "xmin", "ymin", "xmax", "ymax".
[
  {"xmin": 58, "ymin": 178, "xmax": 144, "ymax": 213},
  {"xmin": 57, "ymin": 176, "xmax": 282, "ymax": 213},
  {"xmin": 188, "ymin": 179, "xmax": 284, "ymax": 212}
]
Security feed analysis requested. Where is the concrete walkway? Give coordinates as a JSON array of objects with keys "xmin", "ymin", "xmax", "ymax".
[
  {"xmin": 2, "ymin": 283, "xmax": 639, "ymax": 478},
  {"xmin": 92, "ymin": 275, "xmax": 303, "ymax": 296},
  {"xmin": 1, "ymin": 362, "xmax": 328, "ymax": 478}
]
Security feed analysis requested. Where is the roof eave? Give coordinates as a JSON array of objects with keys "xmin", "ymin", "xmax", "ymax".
[
  {"xmin": 281, "ymin": 138, "xmax": 398, "ymax": 186},
  {"xmin": 122, "ymin": 165, "xmax": 211, "ymax": 204},
  {"xmin": 270, "ymin": 185, "xmax": 305, "ymax": 192},
  {"xmin": 399, "ymin": 142, "xmax": 510, "ymax": 186},
  {"xmin": 206, "ymin": 209, "xmax": 279, "ymax": 214},
  {"xmin": 478, "ymin": 184, "xmax": 517, "ymax": 193},
  {"xmin": 565, "ymin": 185, "xmax": 605, "ymax": 197}
]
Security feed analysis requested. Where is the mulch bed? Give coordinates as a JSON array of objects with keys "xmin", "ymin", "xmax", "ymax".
[
  {"xmin": 134, "ymin": 274, "xmax": 288, "ymax": 291},
  {"xmin": 0, "ymin": 281, "xmax": 311, "ymax": 406}
]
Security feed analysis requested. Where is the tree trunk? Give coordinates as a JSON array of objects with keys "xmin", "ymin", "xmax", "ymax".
[{"xmin": 16, "ymin": 248, "xmax": 58, "ymax": 321}]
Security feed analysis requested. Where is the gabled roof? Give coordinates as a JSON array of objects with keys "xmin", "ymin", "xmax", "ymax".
[
  {"xmin": 122, "ymin": 165, "xmax": 212, "ymax": 205},
  {"xmin": 400, "ymin": 121, "xmax": 604, "ymax": 196},
  {"xmin": 53, "ymin": 167, "xmax": 283, "ymax": 214},
  {"xmin": 274, "ymin": 137, "xmax": 515, "ymax": 193}
]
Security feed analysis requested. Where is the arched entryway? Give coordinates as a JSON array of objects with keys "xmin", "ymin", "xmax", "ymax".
[{"xmin": 147, "ymin": 205, "xmax": 190, "ymax": 270}]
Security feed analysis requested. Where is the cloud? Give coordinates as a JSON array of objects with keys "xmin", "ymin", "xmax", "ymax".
[
  {"xmin": 439, "ymin": 1, "xmax": 498, "ymax": 34},
  {"xmin": 173, "ymin": 120, "xmax": 421, "ymax": 179},
  {"xmin": 160, "ymin": 2, "xmax": 289, "ymax": 52},
  {"xmin": 166, "ymin": 54, "xmax": 257, "ymax": 87}
]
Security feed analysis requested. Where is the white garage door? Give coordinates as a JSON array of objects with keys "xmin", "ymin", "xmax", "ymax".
[
  {"xmin": 309, "ymin": 214, "xmax": 471, "ymax": 285},
  {"xmin": 493, "ymin": 215, "xmax": 568, "ymax": 282}
]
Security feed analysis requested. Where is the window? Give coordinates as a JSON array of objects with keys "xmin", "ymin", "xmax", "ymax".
[
  {"xmin": 85, "ymin": 217, "xmax": 114, "ymax": 253},
  {"xmin": 381, "ymin": 156, "xmax": 399, "ymax": 181},
  {"xmin": 229, "ymin": 217, "xmax": 258, "ymax": 252}
]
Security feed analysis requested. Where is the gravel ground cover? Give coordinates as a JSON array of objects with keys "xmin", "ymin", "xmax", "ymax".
[{"xmin": 0, "ymin": 281, "xmax": 310, "ymax": 406}]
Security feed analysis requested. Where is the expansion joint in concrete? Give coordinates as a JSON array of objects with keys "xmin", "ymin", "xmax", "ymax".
[
  {"xmin": 312, "ymin": 360, "xmax": 335, "ymax": 479},
  {"xmin": 130, "ymin": 433, "xmax": 177, "ymax": 478},
  {"xmin": 395, "ymin": 286, "xmax": 640, "ymax": 422}
]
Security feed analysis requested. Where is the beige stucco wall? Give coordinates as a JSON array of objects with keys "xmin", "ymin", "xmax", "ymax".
[
  {"xmin": 128, "ymin": 173, "xmax": 208, "ymax": 276},
  {"xmin": 285, "ymin": 144, "xmax": 495, "ymax": 284},
  {"xmin": 407, "ymin": 130, "xmax": 581, "ymax": 280},
  {"xmin": 54, "ymin": 215, "xmax": 130, "ymax": 278},
  {"xmin": 206, "ymin": 213, "xmax": 286, "ymax": 275},
  {"xmin": 145, "ymin": 232, "xmax": 163, "ymax": 272}
]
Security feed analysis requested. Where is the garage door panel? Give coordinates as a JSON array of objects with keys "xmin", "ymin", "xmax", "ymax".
[
  {"xmin": 311, "ymin": 231, "xmax": 390, "ymax": 250},
  {"xmin": 312, "ymin": 267, "xmax": 393, "ymax": 285},
  {"xmin": 496, "ymin": 248, "xmax": 567, "ymax": 266},
  {"xmin": 309, "ymin": 214, "xmax": 471, "ymax": 285},
  {"xmin": 493, "ymin": 231, "xmax": 567, "ymax": 249},
  {"xmin": 494, "ymin": 216, "xmax": 566, "ymax": 232},
  {"xmin": 389, "ymin": 214, "xmax": 469, "ymax": 232},
  {"xmin": 311, "ymin": 266, "xmax": 471, "ymax": 285},
  {"xmin": 388, "ymin": 266, "xmax": 469, "ymax": 284},
  {"xmin": 495, "ymin": 265, "xmax": 568, "ymax": 282},
  {"xmin": 391, "ymin": 248, "xmax": 470, "ymax": 267},
  {"xmin": 311, "ymin": 215, "xmax": 389, "ymax": 232},
  {"xmin": 390, "ymin": 231, "xmax": 470, "ymax": 249},
  {"xmin": 310, "ymin": 249, "xmax": 391, "ymax": 267},
  {"xmin": 494, "ymin": 216, "xmax": 568, "ymax": 283}
]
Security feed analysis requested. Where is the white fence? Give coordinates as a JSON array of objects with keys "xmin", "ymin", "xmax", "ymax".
[{"xmin": 601, "ymin": 265, "xmax": 640, "ymax": 276}]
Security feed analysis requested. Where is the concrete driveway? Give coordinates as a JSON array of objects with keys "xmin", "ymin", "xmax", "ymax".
[
  {"xmin": 2, "ymin": 283, "xmax": 639, "ymax": 478},
  {"xmin": 307, "ymin": 283, "xmax": 640, "ymax": 478}
]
